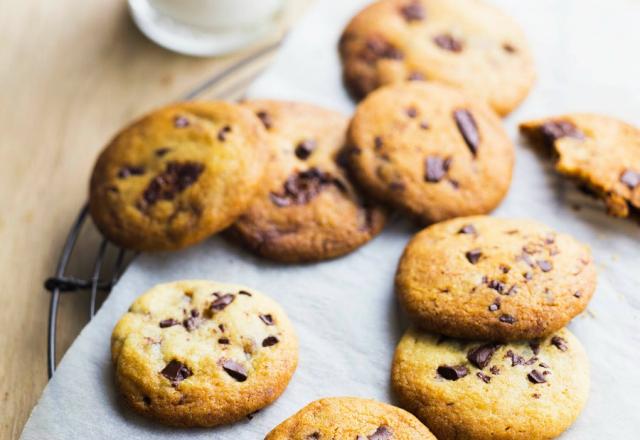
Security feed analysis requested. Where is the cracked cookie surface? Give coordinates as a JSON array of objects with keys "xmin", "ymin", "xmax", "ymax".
[
  {"xmin": 347, "ymin": 82, "xmax": 513, "ymax": 224},
  {"xmin": 392, "ymin": 327, "xmax": 590, "ymax": 440},
  {"xmin": 265, "ymin": 397, "xmax": 436, "ymax": 439},
  {"xmin": 89, "ymin": 101, "xmax": 268, "ymax": 251},
  {"xmin": 339, "ymin": 0, "xmax": 535, "ymax": 115},
  {"xmin": 232, "ymin": 100, "xmax": 386, "ymax": 263},
  {"xmin": 396, "ymin": 216, "xmax": 596, "ymax": 340},
  {"xmin": 111, "ymin": 280, "xmax": 298, "ymax": 427},
  {"xmin": 520, "ymin": 113, "xmax": 640, "ymax": 218}
]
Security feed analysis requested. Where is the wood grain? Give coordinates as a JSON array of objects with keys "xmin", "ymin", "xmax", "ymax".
[{"xmin": 0, "ymin": 1, "xmax": 309, "ymax": 437}]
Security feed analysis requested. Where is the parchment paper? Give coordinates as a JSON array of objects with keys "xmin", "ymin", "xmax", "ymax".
[{"xmin": 21, "ymin": 0, "xmax": 640, "ymax": 438}]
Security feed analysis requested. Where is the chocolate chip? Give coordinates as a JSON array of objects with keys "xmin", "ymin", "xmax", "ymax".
[
  {"xmin": 306, "ymin": 433, "xmax": 320, "ymax": 440},
  {"xmin": 118, "ymin": 166, "xmax": 145, "ymax": 179},
  {"xmin": 434, "ymin": 34, "xmax": 463, "ymax": 52},
  {"xmin": 366, "ymin": 426, "xmax": 393, "ymax": 440},
  {"xmin": 374, "ymin": 136, "xmax": 383, "ymax": 150},
  {"xmin": 523, "ymin": 271, "xmax": 533, "ymax": 281},
  {"xmin": 217, "ymin": 125, "xmax": 231, "ymax": 141},
  {"xmin": 488, "ymin": 297, "xmax": 501, "ymax": 312},
  {"xmin": 505, "ymin": 349, "xmax": 525, "ymax": 366},
  {"xmin": 573, "ymin": 290, "xmax": 583, "ymax": 298},
  {"xmin": 537, "ymin": 260, "xmax": 553, "ymax": 272},
  {"xmin": 524, "ymin": 356, "xmax": 539, "ymax": 366},
  {"xmin": 390, "ymin": 181, "xmax": 406, "ymax": 192},
  {"xmin": 419, "ymin": 121, "xmax": 430, "ymax": 130},
  {"xmin": 210, "ymin": 294, "xmax": 235, "ymax": 311},
  {"xmin": 182, "ymin": 316, "xmax": 199, "ymax": 332},
  {"xmin": 539, "ymin": 362, "xmax": 549, "ymax": 368},
  {"xmin": 499, "ymin": 314, "xmax": 516, "ymax": 324},
  {"xmin": 539, "ymin": 120, "xmax": 584, "ymax": 146},
  {"xmin": 620, "ymin": 169, "xmax": 640, "ymax": 189},
  {"xmin": 529, "ymin": 341, "xmax": 540, "ymax": 355},
  {"xmin": 453, "ymin": 109, "xmax": 480, "ymax": 156},
  {"xmin": 406, "ymin": 107, "xmax": 418, "ymax": 118},
  {"xmin": 262, "ymin": 336, "xmax": 279, "ymax": 347},
  {"xmin": 259, "ymin": 314, "xmax": 274, "ymax": 325},
  {"xmin": 499, "ymin": 264, "xmax": 510, "ymax": 274},
  {"xmin": 256, "ymin": 111, "xmax": 273, "ymax": 129},
  {"xmin": 400, "ymin": 1, "xmax": 425, "ymax": 21},
  {"xmin": 238, "ymin": 290, "xmax": 252, "ymax": 296},
  {"xmin": 490, "ymin": 365, "xmax": 501, "ymax": 375},
  {"xmin": 295, "ymin": 139, "xmax": 317, "ymax": 160},
  {"xmin": 362, "ymin": 36, "xmax": 404, "ymax": 63},
  {"xmin": 532, "ymin": 393, "xmax": 541, "ymax": 399},
  {"xmin": 424, "ymin": 156, "xmax": 452, "ymax": 182},
  {"xmin": 476, "ymin": 372, "xmax": 492, "ymax": 383},
  {"xmin": 458, "ymin": 224, "xmax": 477, "ymax": 235},
  {"xmin": 221, "ymin": 359, "xmax": 248, "ymax": 382},
  {"xmin": 467, "ymin": 343, "xmax": 499, "ymax": 369},
  {"xmin": 437, "ymin": 364, "xmax": 469, "ymax": 380},
  {"xmin": 160, "ymin": 360, "xmax": 192, "ymax": 385},
  {"xmin": 159, "ymin": 319, "xmax": 179, "ymax": 328},
  {"xmin": 488, "ymin": 280, "xmax": 506, "ymax": 294},
  {"xmin": 527, "ymin": 369, "xmax": 547, "ymax": 384},
  {"xmin": 408, "ymin": 72, "xmax": 426, "ymax": 81},
  {"xmin": 506, "ymin": 285, "xmax": 518, "ymax": 296},
  {"xmin": 155, "ymin": 147, "xmax": 171, "ymax": 157},
  {"xmin": 141, "ymin": 161, "xmax": 204, "ymax": 206},
  {"xmin": 503, "ymin": 43, "xmax": 517, "ymax": 53},
  {"xmin": 218, "ymin": 324, "xmax": 225, "ymax": 332},
  {"xmin": 550, "ymin": 336, "xmax": 568, "ymax": 351},
  {"xmin": 174, "ymin": 116, "xmax": 190, "ymax": 128},
  {"xmin": 218, "ymin": 337, "xmax": 230, "ymax": 344},
  {"xmin": 142, "ymin": 395, "xmax": 151, "ymax": 405},
  {"xmin": 465, "ymin": 249, "xmax": 482, "ymax": 264},
  {"xmin": 270, "ymin": 168, "xmax": 341, "ymax": 207}
]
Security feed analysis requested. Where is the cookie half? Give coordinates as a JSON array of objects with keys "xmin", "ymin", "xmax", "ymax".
[
  {"xmin": 520, "ymin": 113, "xmax": 640, "ymax": 218},
  {"xmin": 111, "ymin": 280, "xmax": 298, "ymax": 427},
  {"xmin": 396, "ymin": 216, "xmax": 596, "ymax": 341},
  {"xmin": 347, "ymin": 82, "xmax": 513, "ymax": 223},
  {"xmin": 232, "ymin": 100, "xmax": 386, "ymax": 263},
  {"xmin": 265, "ymin": 397, "xmax": 436, "ymax": 439},
  {"xmin": 89, "ymin": 101, "xmax": 268, "ymax": 251},
  {"xmin": 339, "ymin": 0, "xmax": 536, "ymax": 115},
  {"xmin": 392, "ymin": 327, "xmax": 590, "ymax": 440}
]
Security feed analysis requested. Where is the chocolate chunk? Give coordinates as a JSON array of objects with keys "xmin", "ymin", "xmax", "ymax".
[
  {"xmin": 306, "ymin": 433, "xmax": 320, "ymax": 440},
  {"xmin": 476, "ymin": 372, "xmax": 491, "ymax": 383},
  {"xmin": 218, "ymin": 337, "xmax": 230, "ymax": 344},
  {"xmin": 539, "ymin": 120, "xmax": 584, "ymax": 146},
  {"xmin": 437, "ymin": 364, "xmax": 469, "ymax": 380},
  {"xmin": 434, "ymin": 33, "xmax": 463, "ymax": 52},
  {"xmin": 499, "ymin": 314, "xmax": 516, "ymax": 324},
  {"xmin": 173, "ymin": 116, "xmax": 190, "ymax": 128},
  {"xmin": 374, "ymin": 136, "xmax": 383, "ymax": 150},
  {"xmin": 467, "ymin": 343, "xmax": 499, "ymax": 369},
  {"xmin": 488, "ymin": 280, "xmax": 506, "ymax": 294},
  {"xmin": 527, "ymin": 369, "xmax": 547, "ymax": 384},
  {"xmin": 406, "ymin": 107, "xmax": 418, "ymax": 118},
  {"xmin": 539, "ymin": 362, "xmax": 549, "ymax": 368},
  {"xmin": 536, "ymin": 260, "xmax": 553, "ymax": 272},
  {"xmin": 159, "ymin": 319, "xmax": 179, "ymax": 328},
  {"xmin": 408, "ymin": 72, "xmax": 426, "ymax": 81},
  {"xmin": 155, "ymin": 147, "xmax": 171, "ymax": 157},
  {"xmin": 256, "ymin": 111, "xmax": 273, "ymax": 129},
  {"xmin": 238, "ymin": 290, "xmax": 252, "ymax": 296},
  {"xmin": 523, "ymin": 271, "xmax": 533, "ymax": 281},
  {"xmin": 182, "ymin": 316, "xmax": 199, "ymax": 332},
  {"xmin": 488, "ymin": 297, "xmax": 501, "ymax": 312},
  {"xmin": 400, "ymin": 1, "xmax": 425, "ymax": 21},
  {"xmin": 262, "ymin": 336, "xmax": 279, "ymax": 347},
  {"xmin": 490, "ymin": 365, "xmax": 501, "ymax": 375},
  {"xmin": 532, "ymin": 393, "xmax": 541, "ymax": 399},
  {"xmin": 465, "ymin": 249, "xmax": 482, "ymax": 264},
  {"xmin": 259, "ymin": 314, "xmax": 274, "ymax": 325},
  {"xmin": 573, "ymin": 290, "xmax": 583, "ymax": 298},
  {"xmin": 453, "ymin": 109, "xmax": 480, "ymax": 156},
  {"xmin": 217, "ymin": 125, "xmax": 232, "ymax": 141},
  {"xmin": 529, "ymin": 341, "xmax": 540, "ymax": 355},
  {"xmin": 524, "ymin": 356, "xmax": 539, "ymax": 366},
  {"xmin": 142, "ymin": 161, "xmax": 204, "ymax": 206},
  {"xmin": 143, "ymin": 395, "xmax": 151, "ymax": 405},
  {"xmin": 118, "ymin": 166, "xmax": 145, "ymax": 179},
  {"xmin": 221, "ymin": 359, "xmax": 248, "ymax": 382},
  {"xmin": 505, "ymin": 349, "xmax": 525, "ymax": 366},
  {"xmin": 458, "ymin": 224, "xmax": 477, "ymax": 235},
  {"xmin": 499, "ymin": 264, "xmax": 511, "ymax": 274},
  {"xmin": 210, "ymin": 294, "xmax": 235, "ymax": 311},
  {"xmin": 270, "ymin": 168, "xmax": 341, "ymax": 206},
  {"xmin": 620, "ymin": 169, "xmax": 640, "ymax": 189},
  {"xmin": 362, "ymin": 36, "xmax": 404, "ymax": 63},
  {"xmin": 367, "ymin": 426, "xmax": 393, "ymax": 440},
  {"xmin": 424, "ymin": 156, "xmax": 452, "ymax": 182},
  {"xmin": 550, "ymin": 336, "xmax": 568, "ymax": 351},
  {"xmin": 190, "ymin": 309, "xmax": 199, "ymax": 318},
  {"xmin": 218, "ymin": 324, "xmax": 225, "ymax": 332},
  {"xmin": 160, "ymin": 360, "xmax": 192, "ymax": 385},
  {"xmin": 295, "ymin": 139, "xmax": 317, "ymax": 160},
  {"xmin": 502, "ymin": 43, "xmax": 517, "ymax": 53}
]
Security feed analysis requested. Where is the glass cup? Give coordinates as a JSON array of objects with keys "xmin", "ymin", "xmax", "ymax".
[{"xmin": 128, "ymin": 0, "xmax": 287, "ymax": 56}]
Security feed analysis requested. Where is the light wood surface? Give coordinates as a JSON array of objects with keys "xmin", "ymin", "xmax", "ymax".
[{"xmin": 0, "ymin": 1, "xmax": 310, "ymax": 438}]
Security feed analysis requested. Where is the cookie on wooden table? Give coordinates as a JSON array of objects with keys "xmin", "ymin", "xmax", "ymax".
[
  {"xmin": 520, "ymin": 113, "xmax": 640, "ymax": 218},
  {"xmin": 392, "ymin": 327, "xmax": 590, "ymax": 440},
  {"xmin": 347, "ymin": 82, "xmax": 513, "ymax": 224},
  {"xmin": 339, "ymin": 0, "xmax": 535, "ymax": 115},
  {"xmin": 232, "ymin": 100, "xmax": 386, "ymax": 263},
  {"xmin": 265, "ymin": 397, "xmax": 437, "ymax": 439},
  {"xmin": 111, "ymin": 280, "xmax": 298, "ymax": 427},
  {"xmin": 89, "ymin": 101, "xmax": 268, "ymax": 251},
  {"xmin": 396, "ymin": 216, "xmax": 596, "ymax": 341}
]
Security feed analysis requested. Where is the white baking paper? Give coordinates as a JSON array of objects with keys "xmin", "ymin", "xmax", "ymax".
[{"xmin": 21, "ymin": 0, "xmax": 640, "ymax": 438}]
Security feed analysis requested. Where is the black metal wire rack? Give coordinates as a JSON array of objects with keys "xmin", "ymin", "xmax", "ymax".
[{"xmin": 43, "ymin": 40, "xmax": 281, "ymax": 379}]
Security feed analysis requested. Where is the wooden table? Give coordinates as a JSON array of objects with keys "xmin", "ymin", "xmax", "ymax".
[{"xmin": 0, "ymin": 1, "xmax": 309, "ymax": 437}]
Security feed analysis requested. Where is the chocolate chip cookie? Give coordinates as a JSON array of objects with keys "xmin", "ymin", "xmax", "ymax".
[
  {"xmin": 339, "ymin": 0, "xmax": 536, "ymax": 115},
  {"xmin": 347, "ymin": 82, "xmax": 513, "ymax": 224},
  {"xmin": 520, "ymin": 113, "xmax": 640, "ymax": 218},
  {"xmin": 392, "ymin": 327, "xmax": 590, "ymax": 440},
  {"xmin": 396, "ymin": 216, "xmax": 596, "ymax": 341},
  {"xmin": 265, "ymin": 397, "xmax": 436, "ymax": 439},
  {"xmin": 231, "ymin": 100, "xmax": 386, "ymax": 263},
  {"xmin": 111, "ymin": 280, "xmax": 298, "ymax": 427},
  {"xmin": 89, "ymin": 101, "xmax": 268, "ymax": 251}
]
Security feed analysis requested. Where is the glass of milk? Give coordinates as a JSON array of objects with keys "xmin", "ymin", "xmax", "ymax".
[{"xmin": 128, "ymin": 0, "xmax": 287, "ymax": 56}]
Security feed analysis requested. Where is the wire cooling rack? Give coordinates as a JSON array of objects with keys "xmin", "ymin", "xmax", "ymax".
[{"xmin": 43, "ymin": 41, "xmax": 280, "ymax": 379}]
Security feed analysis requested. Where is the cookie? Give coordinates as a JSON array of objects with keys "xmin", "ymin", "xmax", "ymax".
[
  {"xmin": 520, "ymin": 113, "xmax": 640, "ymax": 218},
  {"xmin": 347, "ymin": 82, "xmax": 513, "ymax": 224},
  {"xmin": 231, "ymin": 100, "xmax": 386, "ymax": 262},
  {"xmin": 392, "ymin": 327, "xmax": 590, "ymax": 440},
  {"xmin": 89, "ymin": 101, "xmax": 268, "ymax": 251},
  {"xmin": 111, "ymin": 280, "xmax": 298, "ymax": 427},
  {"xmin": 396, "ymin": 216, "xmax": 596, "ymax": 341},
  {"xmin": 265, "ymin": 397, "xmax": 436, "ymax": 439},
  {"xmin": 339, "ymin": 0, "xmax": 535, "ymax": 115}
]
